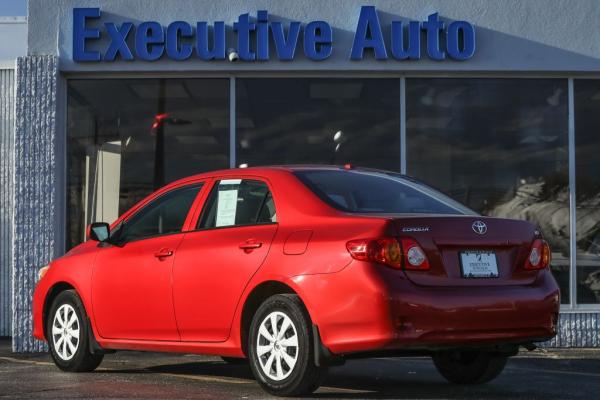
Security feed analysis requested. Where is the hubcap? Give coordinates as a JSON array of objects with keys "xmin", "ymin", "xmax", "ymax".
[
  {"xmin": 52, "ymin": 304, "xmax": 80, "ymax": 361},
  {"xmin": 256, "ymin": 311, "xmax": 299, "ymax": 381}
]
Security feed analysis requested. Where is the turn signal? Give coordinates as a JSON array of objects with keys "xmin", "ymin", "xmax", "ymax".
[
  {"xmin": 400, "ymin": 238, "xmax": 430, "ymax": 270},
  {"xmin": 524, "ymin": 239, "xmax": 551, "ymax": 270},
  {"xmin": 346, "ymin": 238, "xmax": 402, "ymax": 269},
  {"xmin": 38, "ymin": 265, "xmax": 49, "ymax": 281}
]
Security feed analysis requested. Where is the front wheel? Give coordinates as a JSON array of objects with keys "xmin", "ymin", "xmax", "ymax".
[
  {"xmin": 47, "ymin": 290, "xmax": 104, "ymax": 372},
  {"xmin": 248, "ymin": 294, "xmax": 326, "ymax": 396},
  {"xmin": 432, "ymin": 351, "xmax": 507, "ymax": 384}
]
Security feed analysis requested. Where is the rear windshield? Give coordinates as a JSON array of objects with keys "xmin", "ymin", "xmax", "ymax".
[{"xmin": 294, "ymin": 170, "xmax": 476, "ymax": 215}]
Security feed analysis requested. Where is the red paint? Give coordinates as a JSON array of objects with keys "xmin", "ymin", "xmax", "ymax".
[
  {"xmin": 283, "ymin": 230, "xmax": 313, "ymax": 255},
  {"xmin": 91, "ymin": 234, "xmax": 183, "ymax": 340},
  {"xmin": 173, "ymin": 223, "xmax": 278, "ymax": 342},
  {"xmin": 33, "ymin": 166, "xmax": 559, "ymax": 358}
]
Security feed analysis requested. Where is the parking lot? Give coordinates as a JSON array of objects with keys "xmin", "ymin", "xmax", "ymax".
[{"xmin": 1, "ymin": 339, "xmax": 599, "ymax": 399}]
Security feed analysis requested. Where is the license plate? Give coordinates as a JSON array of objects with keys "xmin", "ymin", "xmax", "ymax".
[{"xmin": 459, "ymin": 251, "xmax": 499, "ymax": 278}]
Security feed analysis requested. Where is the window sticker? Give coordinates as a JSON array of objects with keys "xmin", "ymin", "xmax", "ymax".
[{"xmin": 215, "ymin": 180, "xmax": 241, "ymax": 227}]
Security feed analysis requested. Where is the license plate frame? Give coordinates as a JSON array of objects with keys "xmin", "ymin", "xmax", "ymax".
[{"xmin": 459, "ymin": 251, "xmax": 499, "ymax": 278}]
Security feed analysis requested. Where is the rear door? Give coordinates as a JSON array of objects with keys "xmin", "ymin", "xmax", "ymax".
[{"xmin": 172, "ymin": 178, "xmax": 278, "ymax": 342}]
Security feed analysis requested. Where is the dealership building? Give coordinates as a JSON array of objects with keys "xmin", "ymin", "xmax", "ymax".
[{"xmin": 1, "ymin": 0, "xmax": 600, "ymax": 351}]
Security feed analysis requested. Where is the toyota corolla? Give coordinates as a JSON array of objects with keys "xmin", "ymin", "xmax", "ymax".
[{"xmin": 33, "ymin": 165, "xmax": 560, "ymax": 396}]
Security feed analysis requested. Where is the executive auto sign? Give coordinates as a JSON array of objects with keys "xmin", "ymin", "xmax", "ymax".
[{"xmin": 73, "ymin": 6, "xmax": 476, "ymax": 62}]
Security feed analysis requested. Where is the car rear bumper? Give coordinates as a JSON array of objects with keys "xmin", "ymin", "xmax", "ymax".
[
  {"xmin": 386, "ymin": 266, "xmax": 559, "ymax": 348},
  {"xmin": 295, "ymin": 261, "xmax": 560, "ymax": 355}
]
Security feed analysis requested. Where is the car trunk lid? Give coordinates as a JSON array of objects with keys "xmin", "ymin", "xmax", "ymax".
[{"xmin": 387, "ymin": 214, "xmax": 540, "ymax": 286}]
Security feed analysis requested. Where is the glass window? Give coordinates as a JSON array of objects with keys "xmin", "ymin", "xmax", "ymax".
[
  {"xmin": 67, "ymin": 79, "xmax": 229, "ymax": 249},
  {"xmin": 406, "ymin": 78, "xmax": 570, "ymax": 303},
  {"xmin": 198, "ymin": 180, "xmax": 276, "ymax": 229},
  {"xmin": 236, "ymin": 78, "xmax": 400, "ymax": 170},
  {"xmin": 575, "ymin": 80, "xmax": 600, "ymax": 304},
  {"xmin": 295, "ymin": 169, "xmax": 475, "ymax": 215},
  {"xmin": 114, "ymin": 184, "xmax": 201, "ymax": 243}
]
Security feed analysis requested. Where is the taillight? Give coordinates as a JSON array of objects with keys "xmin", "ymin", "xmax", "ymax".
[
  {"xmin": 524, "ymin": 239, "xmax": 551, "ymax": 270},
  {"xmin": 346, "ymin": 238, "xmax": 402, "ymax": 269},
  {"xmin": 400, "ymin": 237, "xmax": 430, "ymax": 270},
  {"xmin": 346, "ymin": 237, "xmax": 430, "ymax": 270}
]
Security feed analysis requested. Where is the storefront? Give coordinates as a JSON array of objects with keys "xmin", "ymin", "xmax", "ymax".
[{"xmin": 2, "ymin": 0, "xmax": 600, "ymax": 351}]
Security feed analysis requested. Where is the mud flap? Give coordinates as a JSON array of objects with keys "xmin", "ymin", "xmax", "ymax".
[{"xmin": 312, "ymin": 325, "xmax": 345, "ymax": 367}]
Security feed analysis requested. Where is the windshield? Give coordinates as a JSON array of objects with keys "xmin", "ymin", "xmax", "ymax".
[{"xmin": 294, "ymin": 169, "xmax": 476, "ymax": 215}]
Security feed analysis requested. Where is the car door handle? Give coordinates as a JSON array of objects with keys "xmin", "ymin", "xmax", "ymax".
[
  {"xmin": 154, "ymin": 249, "xmax": 174, "ymax": 259},
  {"xmin": 239, "ymin": 241, "xmax": 262, "ymax": 251}
]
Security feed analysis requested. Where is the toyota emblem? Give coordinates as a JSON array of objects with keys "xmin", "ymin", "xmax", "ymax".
[{"xmin": 472, "ymin": 220, "xmax": 487, "ymax": 235}]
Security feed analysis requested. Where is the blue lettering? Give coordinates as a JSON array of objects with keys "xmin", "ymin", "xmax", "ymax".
[
  {"xmin": 271, "ymin": 21, "xmax": 300, "ymax": 61},
  {"xmin": 73, "ymin": 8, "xmax": 101, "ymax": 62},
  {"xmin": 104, "ymin": 22, "xmax": 134, "ymax": 61},
  {"xmin": 233, "ymin": 13, "xmax": 256, "ymax": 61},
  {"xmin": 422, "ymin": 13, "xmax": 445, "ymax": 60},
  {"xmin": 390, "ymin": 21, "xmax": 420, "ymax": 60},
  {"xmin": 256, "ymin": 10, "xmax": 269, "ymax": 61},
  {"xmin": 447, "ymin": 21, "xmax": 476, "ymax": 60},
  {"xmin": 135, "ymin": 22, "xmax": 164, "ymax": 61},
  {"xmin": 304, "ymin": 21, "xmax": 332, "ymax": 61},
  {"xmin": 196, "ymin": 22, "xmax": 226, "ymax": 60},
  {"xmin": 166, "ymin": 21, "xmax": 193, "ymax": 60},
  {"xmin": 71, "ymin": 7, "xmax": 475, "ymax": 63},
  {"xmin": 351, "ymin": 6, "xmax": 387, "ymax": 60}
]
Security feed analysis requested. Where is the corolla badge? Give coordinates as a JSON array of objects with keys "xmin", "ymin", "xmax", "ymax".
[
  {"xmin": 402, "ymin": 227, "xmax": 430, "ymax": 232},
  {"xmin": 472, "ymin": 220, "xmax": 487, "ymax": 235}
]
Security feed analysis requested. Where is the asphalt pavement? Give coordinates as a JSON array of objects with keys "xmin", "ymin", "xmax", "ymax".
[{"xmin": 1, "ymin": 339, "xmax": 599, "ymax": 399}]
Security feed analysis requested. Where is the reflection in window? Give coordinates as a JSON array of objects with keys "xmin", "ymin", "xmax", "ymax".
[
  {"xmin": 117, "ymin": 184, "xmax": 201, "ymax": 243},
  {"xmin": 575, "ymin": 80, "xmax": 600, "ymax": 304},
  {"xmin": 67, "ymin": 79, "xmax": 229, "ymax": 249},
  {"xmin": 236, "ymin": 79, "xmax": 400, "ymax": 170},
  {"xmin": 406, "ymin": 79, "xmax": 570, "ymax": 303},
  {"xmin": 294, "ymin": 170, "xmax": 475, "ymax": 215}
]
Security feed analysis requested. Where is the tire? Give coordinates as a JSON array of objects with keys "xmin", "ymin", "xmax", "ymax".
[
  {"xmin": 46, "ymin": 290, "xmax": 104, "ymax": 372},
  {"xmin": 432, "ymin": 350, "xmax": 507, "ymax": 384},
  {"xmin": 248, "ymin": 294, "xmax": 326, "ymax": 396},
  {"xmin": 221, "ymin": 356, "xmax": 248, "ymax": 365}
]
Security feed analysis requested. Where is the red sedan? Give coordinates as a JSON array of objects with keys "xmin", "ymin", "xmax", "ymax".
[{"xmin": 33, "ymin": 165, "xmax": 559, "ymax": 396}]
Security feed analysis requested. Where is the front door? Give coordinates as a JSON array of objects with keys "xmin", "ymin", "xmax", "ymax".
[
  {"xmin": 91, "ymin": 183, "xmax": 202, "ymax": 341},
  {"xmin": 173, "ymin": 179, "xmax": 278, "ymax": 342}
]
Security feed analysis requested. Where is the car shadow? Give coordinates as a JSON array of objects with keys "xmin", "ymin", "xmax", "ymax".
[
  {"xmin": 96, "ymin": 358, "xmax": 532, "ymax": 399},
  {"xmin": 147, "ymin": 360, "xmax": 256, "ymax": 379}
]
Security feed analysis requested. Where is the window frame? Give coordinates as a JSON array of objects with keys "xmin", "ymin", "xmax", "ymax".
[
  {"xmin": 61, "ymin": 74, "xmax": 600, "ymax": 312},
  {"xmin": 192, "ymin": 177, "xmax": 278, "ymax": 232},
  {"xmin": 110, "ymin": 182, "xmax": 205, "ymax": 245}
]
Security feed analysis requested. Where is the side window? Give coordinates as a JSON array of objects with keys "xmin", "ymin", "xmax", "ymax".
[
  {"xmin": 116, "ymin": 184, "xmax": 202, "ymax": 243},
  {"xmin": 198, "ymin": 179, "xmax": 276, "ymax": 229}
]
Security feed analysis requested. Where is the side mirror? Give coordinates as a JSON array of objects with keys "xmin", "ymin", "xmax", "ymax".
[{"xmin": 88, "ymin": 222, "xmax": 110, "ymax": 242}]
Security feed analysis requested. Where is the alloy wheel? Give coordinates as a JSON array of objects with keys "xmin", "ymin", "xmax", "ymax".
[
  {"xmin": 256, "ymin": 311, "xmax": 299, "ymax": 381},
  {"xmin": 52, "ymin": 304, "xmax": 80, "ymax": 361}
]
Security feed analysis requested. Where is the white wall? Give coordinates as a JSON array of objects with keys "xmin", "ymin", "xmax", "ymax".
[
  {"xmin": 26, "ymin": 0, "xmax": 600, "ymax": 73},
  {"xmin": 0, "ymin": 18, "xmax": 27, "ymax": 68}
]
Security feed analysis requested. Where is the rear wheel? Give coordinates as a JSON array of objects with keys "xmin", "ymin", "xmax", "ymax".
[
  {"xmin": 432, "ymin": 351, "xmax": 507, "ymax": 384},
  {"xmin": 248, "ymin": 294, "xmax": 326, "ymax": 396},
  {"xmin": 47, "ymin": 290, "xmax": 103, "ymax": 372}
]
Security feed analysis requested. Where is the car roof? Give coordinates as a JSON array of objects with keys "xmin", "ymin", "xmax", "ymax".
[{"xmin": 167, "ymin": 164, "xmax": 400, "ymax": 187}]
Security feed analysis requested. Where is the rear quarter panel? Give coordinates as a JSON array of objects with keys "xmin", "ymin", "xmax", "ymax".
[{"xmin": 233, "ymin": 171, "xmax": 400, "ymax": 340}]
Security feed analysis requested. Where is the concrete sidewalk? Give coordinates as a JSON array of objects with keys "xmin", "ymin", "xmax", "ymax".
[{"xmin": 1, "ymin": 339, "xmax": 599, "ymax": 399}]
